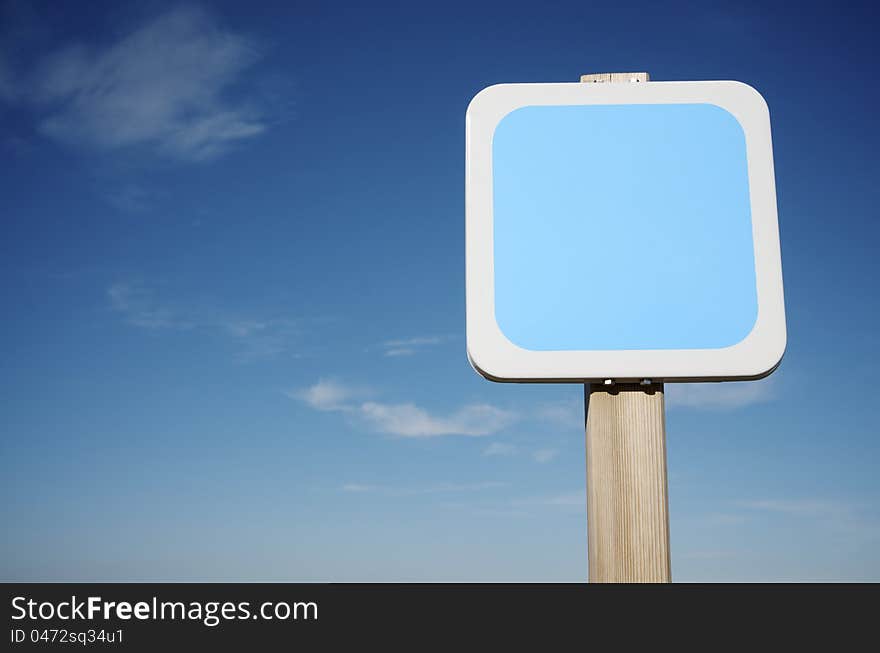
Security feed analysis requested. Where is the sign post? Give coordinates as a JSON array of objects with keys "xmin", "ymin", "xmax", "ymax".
[
  {"xmin": 581, "ymin": 72, "xmax": 670, "ymax": 583},
  {"xmin": 585, "ymin": 381, "xmax": 669, "ymax": 582},
  {"xmin": 465, "ymin": 71, "xmax": 786, "ymax": 582}
]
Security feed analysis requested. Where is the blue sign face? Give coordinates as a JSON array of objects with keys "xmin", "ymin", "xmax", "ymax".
[{"xmin": 492, "ymin": 103, "xmax": 757, "ymax": 352}]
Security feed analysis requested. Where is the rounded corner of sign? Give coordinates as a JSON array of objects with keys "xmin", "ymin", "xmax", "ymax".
[
  {"xmin": 466, "ymin": 84, "xmax": 515, "ymax": 121},
  {"xmin": 737, "ymin": 322, "xmax": 787, "ymax": 380},
  {"xmin": 758, "ymin": 328, "xmax": 787, "ymax": 379},
  {"xmin": 741, "ymin": 350, "xmax": 785, "ymax": 381},
  {"xmin": 726, "ymin": 79, "xmax": 769, "ymax": 103},
  {"xmin": 718, "ymin": 80, "xmax": 771, "ymax": 120},
  {"xmin": 466, "ymin": 343, "xmax": 509, "ymax": 383},
  {"xmin": 467, "ymin": 318, "xmax": 535, "ymax": 383}
]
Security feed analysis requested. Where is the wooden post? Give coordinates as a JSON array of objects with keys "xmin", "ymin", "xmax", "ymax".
[
  {"xmin": 585, "ymin": 383, "xmax": 670, "ymax": 582},
  {"xmin": 581, "ymin": 71, "xmax": 672, "ymax": 583}
]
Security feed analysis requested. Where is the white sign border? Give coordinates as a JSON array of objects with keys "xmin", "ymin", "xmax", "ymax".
[{"xmin": 465, "ymin": 81, "xmax": 786, "ymax": 382}]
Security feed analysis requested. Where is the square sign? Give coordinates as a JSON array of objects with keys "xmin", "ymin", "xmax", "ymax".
[{"xmin": 465, "ymin": 81, "xmax": 786, "ymax": 382}]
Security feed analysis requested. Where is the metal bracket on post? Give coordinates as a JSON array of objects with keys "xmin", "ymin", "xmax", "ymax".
[{"xmin": 581, "ymin": 70, "xmax": 671, "ymax": 583}]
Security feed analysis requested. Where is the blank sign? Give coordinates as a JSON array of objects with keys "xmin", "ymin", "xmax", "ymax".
[
  {"xmin": 465, "ymin": 81, "xmax": 786, "ymax": 382},
  {"xmin": 492, "ymin": 103, "xmax": 757, "ymax": 351}
]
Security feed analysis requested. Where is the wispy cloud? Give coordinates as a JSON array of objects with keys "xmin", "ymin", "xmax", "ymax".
[
  {"xmin": 532, "ymin": 448, "xmax": 559, "ymax": 464},
  {"xmin": 483, "ymin": 442, "xmax": 519, "ymax": 457},
  {"xmin": 683, "ymin": 549, "xmax": 742, "ymax": 560},
  {"xmin": 514, "ymin": 492, "xmax": 584, "ymax": 509},
  {"xmin": 108, "ymin": 282, "xmax": 191, "ymax": 329},
  {"xmin": 482, "ymin": 441, "xmax": 560, "ymax": 464},
  {"xmin": 535, "ymin": 398, "xmax": 583, "ymax": 426},
  {"xmin": 108, "ymin": 281, "xmax": 302, "ymax": 360},
  {"xmin": 221, "ymin": 318, "xmax": 302, "ymax": 362},
  {"xmin": 706, "ymin": 512, "xmax": 749, "ymax": 526},
  {"xmin": 734, "ymin": 498, "xmax": 880, "ymax": 539},
  {"xmin": 2, "ymin": 5, "xmax": 268, "ymax": 161},
  {"xmin": 340, "ymin": 481, "xmax": 506, "ymax": 496},
  {"xmin": 380, "ymin": 336, "xmax": 446, "ymax": 357},
  {"xmin": 736, "ymin": 499, "xmax": 852, "ymax": 517},
  {"xmin": 665, "ymin": 377, "xmax": 776, "ymax": 410},
  {"xmin": 293, "ymin": 379, "xmax": 516, "ymax": 438},
  {"xmin": 103, "ymin": 184, "xmax": 154, "ymax": 214},
  {"xmin": 543, "ymin": 492, "xmax": 584, "ymax": 507},
  {"xmin": 289, "ymin": 379, "xmax": 360, "ymax": 412},
  {"xmin": 340, "ymin": 483, "xmax": 375, "ymax": 493},
  {"xmin": 360, "ymin": 402, "xmax": 514, "ymax": 438}
]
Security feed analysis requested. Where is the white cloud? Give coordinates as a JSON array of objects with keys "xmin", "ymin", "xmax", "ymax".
[
  {"xmin": 532, "ymin": 448, "xmax": 559, "ymax": 464},
  {"xmin": 665, "ymin": 377, "xmax": 776, "ymax": 410},
  {"xmin": 293, "ymin": 379, "xmax": 516, "ymax": 438},
  {"xmin": 359, "ymin": 401, "xmax": 515, "ymax": 438},
  {"xmin": 292, "ymin": 379, "xmax": 360, "ymax": 412},
  {"xmin": 380, "ymin": 336, "xmax": 445, "ymax": 357},
  {"xmin": 483, "ymin": 442, "xmax": 519, "ymax": 457},
  {"xmin": 4, "ymin": 5, "xmax": 267, "ymax": 161}
]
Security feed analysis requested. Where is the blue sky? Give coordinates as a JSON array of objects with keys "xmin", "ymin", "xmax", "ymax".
[{"xmin": 1, "ymin": 0, "xmax": 878, "ymax": 581}]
